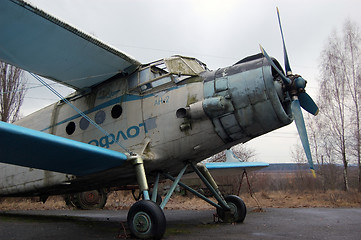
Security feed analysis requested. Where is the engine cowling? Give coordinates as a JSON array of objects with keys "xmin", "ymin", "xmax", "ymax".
[{"xmin": 200, "ymin": 54, "xmax": 292, "ymax": 143}]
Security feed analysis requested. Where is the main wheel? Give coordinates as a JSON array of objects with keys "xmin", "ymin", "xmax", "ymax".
[
  {"xmin": 65, "ymin": 189, "xmax": 108, "ymax": 210},
  {"xmin": 127, "ymin": 200, "xmax": 166, "ymax": 239},
  {"xmin": 217, "ymin": 195, "xmax": 247, "ymax": 223},
  {"xmin": 75, "ymin": 189, "xmax": 107, "ymax": 210}
]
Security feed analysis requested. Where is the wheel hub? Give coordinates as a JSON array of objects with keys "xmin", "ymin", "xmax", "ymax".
[
  {"xmin": 133, "ymin": 212, "xmax": 151, "ymax": 233},
  {"xmin": 82, "ymin": 190, "xmax": 100, "ymax": 205},
  {"xmin": 228, "ymin": 202, "xmax": 238, "ymax": 217}
]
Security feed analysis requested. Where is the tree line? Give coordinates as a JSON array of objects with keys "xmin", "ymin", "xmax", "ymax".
[
  {"xmin": 304, "ymin": 20, "xmax": 361, "ymax": 192},
  {"xmin": 0, "ymin": 62, "xmax": 26, "ymax": 123}
]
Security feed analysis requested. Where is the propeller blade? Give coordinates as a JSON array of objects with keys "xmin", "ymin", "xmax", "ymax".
[
  {"xmin": 260, "ymin": 45, "xmax": 291, "ymax": 85},
  {"xmin": 291, "ymin": 99, "xmax": 316, "ymax": 177},
  {"xmin": 276, "ymin": 7, "xmax": 292, "ymax": 74},
  {"xmin": 299, "ymin": 92, "xmax": 319, "ymax": 116}
]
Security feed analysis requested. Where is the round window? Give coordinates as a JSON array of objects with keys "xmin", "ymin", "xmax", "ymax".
[
  {"xmin": 66, "ymin": 121, "xmax": 76, "ymax": 135},
  {"xmin": 79, "ymin": 117, "xmax": 90, "ymax": 130},
  {"xmin": 111, "ymin": 104, "xmax": 123, "ymax": 119},
  {"xmin": 95, "ymin": 110, "xmax": 106, "ymax": 124}
]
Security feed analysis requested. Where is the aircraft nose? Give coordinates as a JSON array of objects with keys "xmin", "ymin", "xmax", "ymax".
[{"xmin": 199, "ymin": 56, "xmax": 292, "ymax": 143}]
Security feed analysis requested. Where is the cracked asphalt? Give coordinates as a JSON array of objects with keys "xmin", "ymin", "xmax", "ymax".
[{"xmin": 0, "ymin": 208, "xmax": 360, "ymax": 239}]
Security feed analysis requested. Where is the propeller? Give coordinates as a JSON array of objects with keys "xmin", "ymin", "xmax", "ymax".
[{"xmin": 260, "ymin": 8, "xmax": 319, "ymax": 177}]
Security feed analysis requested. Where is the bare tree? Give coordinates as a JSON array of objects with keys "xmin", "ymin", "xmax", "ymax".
[
  {"xmin": 207, "ymin": 150, "xmax": 226, "ymax": 163},
  {"xmin": 304, "ymin": 112, "xmax": 345, "ymax": 191},
  {"xmin": 232, "ymin": 144, "xmax": 257, "ymax": 162},
  {"xmin": 206, "ymin": 144, "xmax": 257, "ymax": 163},
  {"xmin": 0, "ymin": 61, "xmax": 27, "ymax": 123},
  {"xmin": 318, "ymin": 21, "xmax": 361, "ymax": 191},
  {"xmin": 341, "ymin": 20, "xmax": 361, "ymax": 192},
  {"xmin": 319, "ymin": 31, "xmax": 349, "ymax": 191},
  {"xmin": 307, "ymin": 100, "xmax": 339, "ymax": 166}
]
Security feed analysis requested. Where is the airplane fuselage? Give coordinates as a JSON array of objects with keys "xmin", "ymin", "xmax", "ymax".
[
  {"xmin": 0, "ymin": 2, "xmax": 318, "ymax": 238},
  {"xmin": 0, "ymin": 55, "xmax": 292, "ymax": 197}
]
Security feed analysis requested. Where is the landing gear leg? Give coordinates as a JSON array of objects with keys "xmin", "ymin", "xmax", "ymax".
[
  {"xmin": 162, "ymin": 162, "xmax": 247, "ymax": 223},
  {"xmin": 128, "ymin": 156, "xmax": 166, "ymax": 239},
  {"xmin": 193, "ymin": 163, "xmax": 246, "ymax": 223},
  {"xmin": 131, "ymin": 156, "xmax": 150, "ymax": 200}
]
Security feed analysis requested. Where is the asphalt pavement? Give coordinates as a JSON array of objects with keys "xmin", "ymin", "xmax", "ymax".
[{"xmin": 0, "ymin": 208, "xmax": 360, "ymax": 239}]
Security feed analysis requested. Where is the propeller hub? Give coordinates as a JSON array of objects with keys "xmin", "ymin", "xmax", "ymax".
[
  {"xmin": 285, "ymin": 74, "xmax": 307, "ymax": 97},
  {"xmin": 294, "ymin": 76, "xmax": 306, "ymax": 91}
]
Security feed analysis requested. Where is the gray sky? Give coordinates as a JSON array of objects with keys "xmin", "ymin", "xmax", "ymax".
[{"xmin": 22, "ymin": 0, "xmax": 361, "ymax": 163}]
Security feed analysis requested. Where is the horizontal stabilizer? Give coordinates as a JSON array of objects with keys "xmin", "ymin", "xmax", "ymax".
[
  {"xmin": 205, "ymin": 162, "xmax": 269, "ymax": 176},
  {"xmin": 0, "ymin": 121, "xmax": 128, "ymax": 176},
  {"xmin": 0, "ymin": 0, "xmax": 141, "ymax": 89}
]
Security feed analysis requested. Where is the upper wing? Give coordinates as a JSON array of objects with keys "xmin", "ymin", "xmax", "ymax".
[
  {"xmin": 0, "ymin": 0, "xmax": 141, "ymax": 90},
  {"xmin": 0, "ymin": 121, "xmax": 128, "ymax": 176}
]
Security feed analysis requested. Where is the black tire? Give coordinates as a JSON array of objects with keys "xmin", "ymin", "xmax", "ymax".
[
  {"xmin": 127, "ymin": 200, "xmax": 166, "ymax": 239},
  {"xmin": 217, "ymin": 195, "xmax": 247, "ymax": 223},
  {"xmin": 74, "ymin": 189, "xmax": 107, "ymax": 210}
]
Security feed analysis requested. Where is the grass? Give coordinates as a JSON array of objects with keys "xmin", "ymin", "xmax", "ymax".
[{"xmin": 1, "ymin": 190, "xmax": 361, "ymax": 211}]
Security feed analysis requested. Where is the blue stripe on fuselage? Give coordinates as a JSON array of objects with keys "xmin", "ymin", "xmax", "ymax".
[{"xmin": 41, "ymin": 86, "xmax": 182, "ymax": 132}]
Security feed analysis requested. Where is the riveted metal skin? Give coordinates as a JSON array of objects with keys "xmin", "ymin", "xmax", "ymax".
[
  {"xmin": 0, "ymin": 51, "xmax": 292, "ymax": 197},
  {"xmin": 201, "ymin": 55, "xmax": 292, "ymax": 144}
]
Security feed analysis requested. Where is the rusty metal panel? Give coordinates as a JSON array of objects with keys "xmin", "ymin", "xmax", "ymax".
[
  {"xmin": 203, "ymin": 80, "xmax": 214, "ymax": 98},
  {"xmin": 235, "ymin": 106, "xmax": 265, "ymax": 136},
  {"xmin": 261, "ymin": 64, "xmax": 293, "ymax": 124},
  {"xmin": 228, "ymin": 68, "xmax": 268, "ymax": 108},
  {"xmin": 227, "ymin": 72, "xmax": 251, "ymax": 109},
  {"xmin": 211, "ymin": 118, "xmax": 230, "ymax": 142},
  {"xmin": 215, "ymin": 77, "xmax": 228, "ymax": 92},
  {"xmin": 235, "ymin": 106, "xmax": 254, "ymax": 127},
  {"xmin": 253, "ymin": 100, "xmax": 283, "ymax": 131},
  {"xmin": 220, "ymin": 114, "xmax": 243, "ymax": 135}
]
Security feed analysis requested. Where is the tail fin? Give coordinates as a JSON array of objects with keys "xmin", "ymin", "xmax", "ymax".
[{"xmin": 225, "ymin": 149, "xmax": 243, "ymax": 163}]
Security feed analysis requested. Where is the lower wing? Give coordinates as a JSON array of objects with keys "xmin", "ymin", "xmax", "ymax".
[{"xmin": 0, "ymin": 121, "xmax": 127, "ymax": 176}]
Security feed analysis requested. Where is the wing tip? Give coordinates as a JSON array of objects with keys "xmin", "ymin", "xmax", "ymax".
[{"xmin": 311, "ymin": 169, "xmax": 316, "ymax": 178}]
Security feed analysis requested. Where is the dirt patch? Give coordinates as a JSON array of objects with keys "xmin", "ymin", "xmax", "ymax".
[
  {"xmin": 241, "ymin": 190, "xmax": 361, "ymax": 208},
  {"xmin": 1, "ymin": 190, "xmax": 361, "ymax": 211}
]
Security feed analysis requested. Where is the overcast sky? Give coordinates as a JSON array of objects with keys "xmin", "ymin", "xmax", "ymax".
[{"xmin": 21, "ymin": 0, "xmax": 361, "ymax": 163}]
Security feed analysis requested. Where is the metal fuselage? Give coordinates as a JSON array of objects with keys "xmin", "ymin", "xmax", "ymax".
[{"xmin": 0, "ymin": 55, "xmax": 292, "ymax": 197}]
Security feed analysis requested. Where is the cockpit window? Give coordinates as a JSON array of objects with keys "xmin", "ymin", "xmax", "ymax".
[
  {"xmin": 128, "ymin": 56, "xmax": 207, "ymax": 92},
  {"xmin": 164, "ymin": 56, "xmax": 206, "ymax": 76}
]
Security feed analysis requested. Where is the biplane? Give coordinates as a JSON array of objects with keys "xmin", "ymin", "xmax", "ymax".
[{"xmin": 0, "ymin": 1, "xmax": 318, "ymax": 239}]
